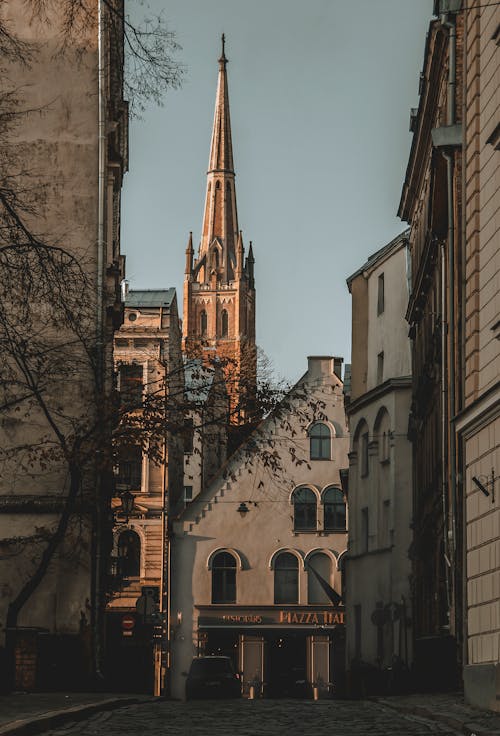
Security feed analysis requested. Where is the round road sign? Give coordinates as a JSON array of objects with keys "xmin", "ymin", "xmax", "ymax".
[{"xmin": 121, "ymin": 614, "xmax": 135, "ymax": 631}]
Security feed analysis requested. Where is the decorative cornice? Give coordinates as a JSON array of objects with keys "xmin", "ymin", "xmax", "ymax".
[{"xmin": 347, "ymin": 377, "xmax": 412, "ymax": 416}]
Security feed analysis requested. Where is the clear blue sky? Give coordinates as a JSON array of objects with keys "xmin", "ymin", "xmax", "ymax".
[{"xmin": 122, "ymin": 0, "xmax": 433, "ymax": 383}]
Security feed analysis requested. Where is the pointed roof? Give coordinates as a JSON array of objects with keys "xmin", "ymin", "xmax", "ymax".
[{"xmin": 208, "ymin": 34, "xmax": 234, "ymax": 174}]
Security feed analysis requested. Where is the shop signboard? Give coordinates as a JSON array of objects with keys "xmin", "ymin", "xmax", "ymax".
[{"xmin": 196, "ymin": 606, "xmax": 345, "ymax": 628}]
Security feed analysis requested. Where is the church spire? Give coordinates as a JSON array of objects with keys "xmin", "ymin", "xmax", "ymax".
[{"xmin": 200, "ymin": 35, "xmax": 238, "ymax": 273}]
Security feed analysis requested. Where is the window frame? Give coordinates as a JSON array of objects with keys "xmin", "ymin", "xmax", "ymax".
[
  {"xmin": 323, "ymin": 486, "xmax": 346, "ymax": 531},
  {"xmin": 211, "ymin": 551, "xmax": 237, "ymax": 604},
  {"xmin": 309, "ymin": 422, "xmax": 332, "ymax": 461},
  {"xmin": 274, "ymin": 552, "xmax": 299, "ymax": 604},
  {"xmin": 117, "ymin": 529, "xmax": 141, "ymax": 578},
  {"xmin": 292, "ymin": 487, "xmax": 317, "ymax": 532}
]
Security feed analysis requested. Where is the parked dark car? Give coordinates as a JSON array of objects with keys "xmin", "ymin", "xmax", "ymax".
[{"xmin": 185, "ymin": 656, "xmax": 241, "ymax": 700}]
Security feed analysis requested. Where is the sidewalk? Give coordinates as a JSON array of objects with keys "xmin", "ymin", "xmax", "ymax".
[
  {"xmin": 376, "ymin": 692, "xmax": 500, "ymax": 736},
  {"xmin": 0, "ymin": 692, "xmax": 152, "ymax": 736}
]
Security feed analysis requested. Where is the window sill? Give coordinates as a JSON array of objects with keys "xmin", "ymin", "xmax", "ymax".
[{"xmin": 310, "ymin": 457, "xmax": 331, "ymax": 462}]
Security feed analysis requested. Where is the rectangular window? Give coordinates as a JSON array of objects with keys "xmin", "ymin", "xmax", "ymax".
[
  {"xmin": 183, "ymin": 418, "xmax": 194, "ymax": 454},
  {"xmin": 361, "ymin": 507, "xmax": 369, "ymax": 553},
  {"xmin": 183, "ymin": 485, "xmax": 193, "ymax": 503},
  {"xmin": 118, "ymin": 363, "xmax": 143, "ymax": 410},
  {"xmin": 116, "ymin": 446, "xmax": 142, "ymax": 490},
  {"xmin": 361, "ymin": 432, "xmax": 369, "ymax": 477},
  {"xmin": 377, "ymin": 273, "xmax": 385, "ymax": 315},
  {"xmin": 381, "ymin": 499, "xmax": 390, "ymax": 547},
  {"xmin": 377, "ymin": 351, "xmax": 384, "ymax": 385}
]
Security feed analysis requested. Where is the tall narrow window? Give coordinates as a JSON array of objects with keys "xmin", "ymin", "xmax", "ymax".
[
  {"xmin": 292, "ymin": 487, "xmax": 317, "ymax": 531},
  {"xmin": 116, "ymin": 445, "xmax": 142, "ymax": 490},
  {"xmin": 309, "ymin": 422, "xmax": 331, "ymax": 460},
  {"xmin": 377, "ymin": 351, "xmax": 384, "ymax": 384},
  {"xmin": 200, "ymin": 310, "xmax": 207, "ymax": 337},
  {"xmin": 323, "ymin": 487, "xmax": 346, "ymax": 531},
  {"xmin": 361, "ymin": 507, "xmax": 369, "ymax": 553},
  {"xmin": 182, "ymin": 418, "xmax": 194, "ymax": 454},
  {"xmin": 211, "ymin": 551, "xmax": 237, "ymax": 604},
  {"xmin": 221, "ymin": 309, "xmax": 228, "ymax": 337},
  {"xmin": 377, "ymin": 273, "xmax": 385, "ymax": 315},
  {"xmin": 307, "ymin": 553, "xmax": 332, "ymax": 604},
  {"xmin": 361, "ymin": 432, "xmax": 369, "ymax": 477},
  {"xmin": 274, "ymin": 552, "xmax": 299, "ymax": 604},
  {"xmin": 118, "ymin": 530, "xmax": 141, "ymax": 577},
  {"xmin": 118, "ymin": 364, "xmax": 143, "ymax": 410}
]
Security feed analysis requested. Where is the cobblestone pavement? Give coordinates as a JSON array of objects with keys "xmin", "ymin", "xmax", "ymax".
[{"xmin": 42, "ymin": 698, "xmax": 464, "ymax": 736}]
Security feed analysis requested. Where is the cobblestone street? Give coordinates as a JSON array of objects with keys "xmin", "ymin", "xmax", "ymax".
[{"xmin": 41, "ymin": 699, "xmax": 464, "ymax": 736}]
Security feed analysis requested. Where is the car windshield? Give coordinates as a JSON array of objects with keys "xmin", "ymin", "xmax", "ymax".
[{"xmin": 190, "ymin": 658, "xmax": 233, "ymax": 676}]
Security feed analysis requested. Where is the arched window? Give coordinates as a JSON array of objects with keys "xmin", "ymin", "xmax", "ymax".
[
  {"xmin": 117, "ymin": 530, "xmax": 140, "ymax": 577},
  {"xmin": 292, "ymin": 487, "xmax": 317, "ymax": 531},
  {"xmin": 307, "ymin": 553, "xmax": 332, "ymax": 604},
  {"xmin": 200, "ymin": 310, "xmax": 207, "ymax": 337},
  {"xmin": 212, "ymin": 249, "xmax": 219, "ymax": 269},
  {"xmin": 309, "ymin": 422, "xmax": 331, "ymax": 460},
  {"xmin": 274, "ymin": 552, "xmax": 299, "ymax": 604},
  {"xmin": 211, "ymin": 551, "xmax": 236, "ymax": 603},
  {"xmin": 216, "ymin": 180, "xmax": 221, "ymax": 189},
  {"xmin": 323, "ymin": 487, "xmax": 346, "ymax": 531},
  {"xmin": 221, "ymin": 309, "xmax": 228, "ymax": 337}
]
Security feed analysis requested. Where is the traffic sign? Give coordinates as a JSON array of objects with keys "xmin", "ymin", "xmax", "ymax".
[{"xmin": 122, "ymin": 614, "xmax": 135, "ymax": 631}]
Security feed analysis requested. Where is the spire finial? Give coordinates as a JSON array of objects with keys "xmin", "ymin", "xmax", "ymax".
[{"xmin": 219, "ymin": 33, "xmax": 227, "ymax": 64}]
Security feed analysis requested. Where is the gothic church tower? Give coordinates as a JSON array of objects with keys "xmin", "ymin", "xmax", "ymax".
[{"xmin": 183, "ymin": 37, "xmax": 256, "ymax": 420}]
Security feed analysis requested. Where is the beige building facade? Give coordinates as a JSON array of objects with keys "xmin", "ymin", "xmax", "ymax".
[
  {"xmin": 170, "ymin": 356, "xmax": 349, "ymax": 700},
  {"xmin": 345, "ymin": 233, "xmax": 413, "ymax": 692},
  {"xmin": 457, "ymin": 0, "xmax": 500, "ymax": 711},
  {"xmin": 106, "ymin": 289, "xmax": 183, "ymax": 691}
]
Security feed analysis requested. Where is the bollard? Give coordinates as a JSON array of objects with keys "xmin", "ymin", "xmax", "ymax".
[
  {"xmin": 249, "ymin": 685, "xmax": 255, "ymax": 699},
  {"xmin": 313, "ymin": 686, "xmax": 319, "ymax": 700}
]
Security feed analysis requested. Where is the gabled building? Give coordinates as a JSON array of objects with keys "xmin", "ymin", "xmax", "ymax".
[
  {"xmin": 170, "ymin": 356, "xmax": 349, "ymax": 700},
  {"xmin": 345, "ymin": 232, "xmax": 413, "ymax": 693}
]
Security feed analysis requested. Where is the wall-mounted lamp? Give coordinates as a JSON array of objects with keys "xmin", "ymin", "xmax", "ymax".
[
  {"xmin": 237, "ymin": 502, "xmax": 249, "ymax": 517},
  {"xmin": 472, "ymin": 468, "xmax": 496, "ymax": 503},
  {"xmin": 120, "ymin": 490, "xmax": 135, "ymax": 522}
]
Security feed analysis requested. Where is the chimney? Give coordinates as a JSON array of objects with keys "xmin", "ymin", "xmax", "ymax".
[
  {"xmin": 120, "ymin": 279, "xmax": 129, "ymax": 301},
  {"xmin": 333, "ymin": 356, "xmax": 343, "ymax": 380}
]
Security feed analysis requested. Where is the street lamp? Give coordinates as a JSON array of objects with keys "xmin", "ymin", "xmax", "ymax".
[{"xmin": 120, "ymin": 490, "xmax": 135, "ymax": 522}]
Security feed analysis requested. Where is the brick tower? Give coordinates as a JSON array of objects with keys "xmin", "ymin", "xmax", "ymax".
[{"xmin": 183, "ymin": 36, "xmax": 256, "ymax": 422}]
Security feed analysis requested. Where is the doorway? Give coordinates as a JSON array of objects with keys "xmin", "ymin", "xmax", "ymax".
[{"xmin": 266, "ymin": 633, "xmax": 307, "ymax": 698}]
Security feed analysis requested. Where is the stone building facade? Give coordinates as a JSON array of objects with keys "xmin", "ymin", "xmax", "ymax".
[
  {"xmin": 456, "ymin": 0, "xmax": 500, "ymax": 711},
  {"xmin": 170, "ymin": 356, "xmax": 349, "ymax": 700},
  {"xmin": 106, "ymin": 289, "xmax": 183, "ymax": 692},
  {"xmin": 398, "ymin": 4, "xmax": 464, "ymax": 687},
  {"xmin": 0, "ymin": 1, "xmax": 127, "ymax": 688},
  {"xmin": 345, "ymin": 233, "xmax": 413, "ymax": 692}
]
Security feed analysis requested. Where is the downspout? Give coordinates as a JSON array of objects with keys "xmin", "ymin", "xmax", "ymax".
[
  {"xmin": 441, "ymin": 11, "xmax": 458, "ymax": 626},
  {"xmin": 92, "ymin": 0, "xmax": 106, "ymax": 681}
]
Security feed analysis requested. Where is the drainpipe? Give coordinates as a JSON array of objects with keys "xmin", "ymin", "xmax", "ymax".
[
  {"xmin": 441, "ymin": 11, "xmax": 458, "ymax": 625},
  {"xmin": 431, "ymin": 9, "xmax": 461, "ymax": 632},
  {"xmin": 92, "ymin": 0, "xmax": 106, "ymax": 682}
]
